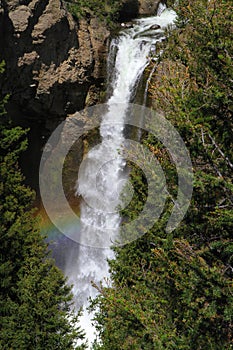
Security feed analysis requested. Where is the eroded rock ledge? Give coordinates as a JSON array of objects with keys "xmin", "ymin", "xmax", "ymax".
[
  {"xmin": 0, "ymin": 0, "xmax": 109, "ymax": 128},
  {"xmin": 0, "ymin": 0, "xmax": 162, "ymax": 128}
]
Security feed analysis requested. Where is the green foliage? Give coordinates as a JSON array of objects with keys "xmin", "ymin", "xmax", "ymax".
[
  {"xmin": 91, "ymin": 237, "xmax": 232, "ymax": 349},
  {"xmin": 65, "ymin": 0, "xmax": 122, "ymax": 26},
  {"xmin": 90, "ymin": 1, "xmax": 233, "ymax": 349},
  {"xmin": 0, "ymin": 65, "xmax": 87, "ymax": 349}
]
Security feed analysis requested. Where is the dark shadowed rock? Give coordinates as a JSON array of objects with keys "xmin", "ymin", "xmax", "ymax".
[
  {"xmin": 149, "ymin": 24, "xmax": 161, "ymax": 30},
  {"xmin": 119, "ymin": 0, "xmax": 139, "ymax": 22},
  {"xmin": 0, "ymin": 0, "xmax": 110, "ymax": 126},
  {"xmin": 0, "ymin": 0, "xmax": 110, "ymax": 190},
  {"xmin": 119, "ymin": 0, "xmax": 161, "ymax": 22}
]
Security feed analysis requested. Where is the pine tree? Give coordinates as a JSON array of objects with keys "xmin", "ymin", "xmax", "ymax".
[{"xmin": 0, "ymin": 61, "xmax": 87, "ymax": 350}]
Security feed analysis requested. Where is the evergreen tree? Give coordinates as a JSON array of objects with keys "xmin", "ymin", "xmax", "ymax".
[{"xmin": 0, "ymin": 61, "xmax": 87, "ymax": 349}]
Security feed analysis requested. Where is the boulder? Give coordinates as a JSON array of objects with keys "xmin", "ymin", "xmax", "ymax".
[{"xmin": 149, "ymin": 24, "xmax": 161, "ymax": 30}]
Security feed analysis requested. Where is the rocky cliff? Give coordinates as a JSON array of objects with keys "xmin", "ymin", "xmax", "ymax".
[
  {"xmin": 119, "ymin": 0, "xmax": 161, "ymax": 21},
  {"xmin": 0, "ymin": 0, "xmax": 162, "ymax": 189},
  {"xmin": 0, "ymin": 0, "xmax": 162, "ymax": 128},
  {"xmin": 0, "ymin": 0, "xmax": 109, "ymax": 130}
]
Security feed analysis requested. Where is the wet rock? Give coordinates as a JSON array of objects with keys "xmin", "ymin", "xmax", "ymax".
[
  {"xmin": 121, "ymin": 22, "xmax": 134, "ymax": 29},
  {"xmin": 149, "ymin": 24, "xmax": 161, "ymax": 30}
]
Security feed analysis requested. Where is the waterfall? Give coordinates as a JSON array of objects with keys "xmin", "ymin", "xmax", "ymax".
[{"xmin": 65, "ymin": 5, "xmax": 177, "ymax": 348}]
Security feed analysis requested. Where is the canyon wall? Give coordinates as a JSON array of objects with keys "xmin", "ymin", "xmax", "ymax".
[
  {"xmin": 0, "ymin": 0, "xmax": 161, "ymax": 189},
  {"xmin": 0, "ymin": 0, "xmax": 162, "ymax": 127},
  {"xmin": 0, "ymin": 0, "xmax": 110, "ymax": 130}
]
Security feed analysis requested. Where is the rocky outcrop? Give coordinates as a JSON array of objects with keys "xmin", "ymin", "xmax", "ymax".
[
  {"xmin": 0, "ymin": 0, "xmax": 163, "ymax": 127},
  {"xmin": 0, "ymin": 0, "xmax": 163, "ymax": 190},
  {"xmin": 119, "ymin": 0, "xmax": 161, "ymax": 21},
  {"xmin": 0, "ymin": 0, "xmax": 110, "ymax": 190},
  {"xmin": 0, "ymin": 0, "xmax": 109, "ymax": 128},
  {"xmin": 139, "ymin": 0, "xmax": 161, "ymax": 15}
]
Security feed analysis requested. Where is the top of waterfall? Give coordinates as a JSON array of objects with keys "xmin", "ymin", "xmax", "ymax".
[
  {"xmin": 135, "ymin": 8, "xmax": 176, "ymax": 29},
  {"xmin": 118, "ymin": 8, "xmax": 176, "ymax": 46},
  {"xmin": 157, "ymin": 2, "xmax": 167, "ymax": 16}
]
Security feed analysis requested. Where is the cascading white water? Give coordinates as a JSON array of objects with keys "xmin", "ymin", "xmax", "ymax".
[{"xmin": 65, "ymin": 5, "xmax": 176, "ymax": 348}]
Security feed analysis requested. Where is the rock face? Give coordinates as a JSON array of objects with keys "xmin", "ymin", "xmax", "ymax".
[
  {"xmin": 119, "ymin": 0, "xmax": 161, "ymax": 21},
  {"xmin": 0, "ymin": 0, "xmax": 110, "ymax": 190},
  {"xmin": 139, "ymin": 0, "xmax": 161, "ymax": 15},
  {"xmin": 0, "ymin": 0, "xmax": 109, "ymax": 128},
  {"xmin": 0, "ymin": 0, "xmax": 163, "ymax": 127},
  {"xmin": 0, "ymin": 0, "xmax": 162, "ymax": 190}
]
